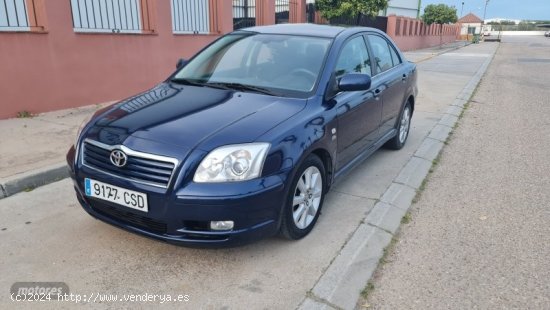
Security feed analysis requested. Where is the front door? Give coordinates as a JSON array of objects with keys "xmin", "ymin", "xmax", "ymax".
[{"xmin": 334, "ymin": 35, "xmax": 382, "ymax": 170}]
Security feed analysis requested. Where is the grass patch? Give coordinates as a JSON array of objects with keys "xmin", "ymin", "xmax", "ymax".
[
  {"xmin": 359, "ymin": 236, "xmax": 400, "ymax": 304},
  {"xmin": 412, "ymin": 152, "xmax": 443, "ymax": 204},
  {"xmin": 16, "ymin": 111, "xmax": 33, "ymax": 118},
  {"xmin": 360, "ymin": 282, "xmax": 375, "ymax": 299},
  {"xmin": 379, "ymin": 237, "xmax": 399, "ymax": 265},
  {"xmin": 401, "ymin": 212, "xmax": 412, "ymax": 224}
]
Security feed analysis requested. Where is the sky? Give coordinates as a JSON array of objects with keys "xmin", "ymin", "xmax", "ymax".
[{"xmin": 418, "ymin": 0, "xmax": 550, "ymax": 21}]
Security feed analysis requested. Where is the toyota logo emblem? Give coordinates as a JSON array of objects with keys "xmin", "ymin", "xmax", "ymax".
[{"xmin": 110, "ymin": 150, "xmax": 128, "ymax": 167}]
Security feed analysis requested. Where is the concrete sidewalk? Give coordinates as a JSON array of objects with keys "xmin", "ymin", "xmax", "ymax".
[
  {"xmin": 0, "ymin": 103, "xmax": 112, "ymax": 198},
  {"xmin": 299, "ymin": 41, "xmax": 497, "ymax": 310},
  {"xmin": 0, "ymin": 41, "xmax": 471, "ymax": 200}
]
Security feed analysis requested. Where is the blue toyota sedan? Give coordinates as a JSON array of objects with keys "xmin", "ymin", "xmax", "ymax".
[{"xmin": 67, "ymin": 24, "xmax": 417, "ymax": 247}]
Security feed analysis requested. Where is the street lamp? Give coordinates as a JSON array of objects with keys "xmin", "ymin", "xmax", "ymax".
[
  {"xmin": 482, "ymin": 0, "xmax": 489, "ymax": 38},
  {"xmin": 460, "ymin": 2, "xmax": 464, "ymax": 17},
  {"xmin": 482, "ymin": 0, "xmax": 489, "ymax": 22}
]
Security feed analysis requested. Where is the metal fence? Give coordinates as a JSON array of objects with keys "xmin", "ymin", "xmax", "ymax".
[
  {"xmin": 0, "ymin": 0, "xmax": 34, "ymax": 31},
  {"xmin": 233, "ymin": 0, "xmax": 255, "ymax": 30},
  {"xmin": 328, "ymin": 14, "xmax": 388, "ymax": 33},
  {"xmin": 70, "ymin": 0, "xmax": 143, "ymax": 33},
  {"xmin": 171, "ymin": 0, "xmax": 210, "ymax": 34},
  {"xmin": 275, "ymin": 0, "xmax": 289, "ymax": 24}
]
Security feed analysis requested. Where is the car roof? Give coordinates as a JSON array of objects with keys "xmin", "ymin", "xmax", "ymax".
[{"xmin": 238, "ymin": 23, "xmax": 347, "ymax": 38}]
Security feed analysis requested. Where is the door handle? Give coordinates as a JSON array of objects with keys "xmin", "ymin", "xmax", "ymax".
[{"xmin": 402, "ymin": 74, "xmax": 408, "ymax": 81}]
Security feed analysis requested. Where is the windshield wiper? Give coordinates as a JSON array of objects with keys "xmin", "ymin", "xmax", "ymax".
[
  {"xmin": 170, "ymin": 78, "xmax": 205, "ymax": 86},
  {"xmin": 206, "ymin": 82, "xmax": 276, "ymax": 96}
]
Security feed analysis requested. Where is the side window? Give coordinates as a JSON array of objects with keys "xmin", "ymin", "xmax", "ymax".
[
  {"xmin": 335, "ymin": 36, "xmax": 372, "ymax": 79},
  {"xmin": 389, "ymin": 45, "xmax": 401, "ymax": 66},
  {"xmin": 368, "ymin": 35, "xmax": 394, "ymax": 74}
]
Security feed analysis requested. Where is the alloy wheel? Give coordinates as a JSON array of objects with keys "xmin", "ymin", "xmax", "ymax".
[
  {"xmin": 292, "ymin": 166, "xmax": 323, "ymax": 229},
  {"xmin": 399, "ymin": 106, "xmax": 411, "ymax": 144}
]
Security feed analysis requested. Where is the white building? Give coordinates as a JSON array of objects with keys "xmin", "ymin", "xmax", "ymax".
[
  {"xmin": 306, "ymin": 0, "xmax": 422, "ymax": 19},
  {"xmin": 381, "ymin": 0, "xmax": 422, "ymax": 18}
]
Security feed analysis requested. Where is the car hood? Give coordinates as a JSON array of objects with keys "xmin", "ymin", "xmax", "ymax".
[{"xmin": 86, "ymin": 82, "xmax": 306, "ymax": 151}]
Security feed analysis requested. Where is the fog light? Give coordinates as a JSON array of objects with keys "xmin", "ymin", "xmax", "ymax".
[{"xmin": 210, "ymin": 221, "xmax": 234, "ymax": 231}]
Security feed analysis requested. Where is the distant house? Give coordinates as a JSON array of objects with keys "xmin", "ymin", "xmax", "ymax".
[{"xmin": 458, "ymin": 13, "xmax": 483, "ymax": 39}]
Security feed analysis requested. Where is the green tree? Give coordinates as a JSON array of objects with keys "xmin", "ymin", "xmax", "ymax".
[
  {"xmin": 316, "ymin": 0, "xmax": 388, "ymax": 21},
  {"xmin": 422, "ymin": 4, "xmax": 458, "ymax": 46}
]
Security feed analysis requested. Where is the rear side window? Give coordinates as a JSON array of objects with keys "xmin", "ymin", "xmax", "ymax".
[{"xmin": 368, "ymin": 35, "xmax": 398, "ymax": 74}]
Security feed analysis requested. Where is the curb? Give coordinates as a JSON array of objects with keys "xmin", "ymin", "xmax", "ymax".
[
  {"xmin": 0, "ymin": 162, "xmax": 69, "ymax": 199},
  {"xmin": 297, "ymin": 45, "xmax": 497, "ymax": 310}
]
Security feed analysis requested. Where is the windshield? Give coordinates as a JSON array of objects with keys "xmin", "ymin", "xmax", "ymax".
[{"xmin": 173, "ymin": 33, "xmax": 332, "ymax": 96}]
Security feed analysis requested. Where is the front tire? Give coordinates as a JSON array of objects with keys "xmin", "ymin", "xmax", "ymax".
[
  {"xmin": 280, "ymin": 154, "xmax": 326, "ymax": 240},
  {"xmin": 385, "ymin": 102, "xmax": 412, "ymax": 150}
]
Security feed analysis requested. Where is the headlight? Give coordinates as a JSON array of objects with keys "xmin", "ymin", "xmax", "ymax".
[
  {"xmin": 75, "ymin": 114, "xmax": 94, "ymax": 146},
  {"xmin": 193, "ymin": 143, "xmax": 270, "ymax": 183}
]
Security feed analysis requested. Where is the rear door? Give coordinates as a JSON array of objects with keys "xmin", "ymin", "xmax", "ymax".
[
  {"xmin": 366, "ymin": 34, "xmax": 407, "ymax": 136},
  {"xmin": 334, "ymin": 35, "xmax": 382, "ymax": 170}
]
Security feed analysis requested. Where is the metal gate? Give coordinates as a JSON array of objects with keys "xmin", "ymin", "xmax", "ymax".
[
  {"xmin": 233, "ymin": 0, "xmax": 255, "ymax": 30},
  {"xmin": 306, "ymin": 2, "xmax": 315, "ymax": 23},
  {"xmin": 275, "ymin": 0, "xmax": 289, "ymax": 24}
]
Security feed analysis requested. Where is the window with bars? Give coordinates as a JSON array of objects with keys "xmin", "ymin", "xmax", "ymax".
[
  {"xmin": 0, "ymin": 0, "xmax": 35, "ymax": 31},
  {"xmin": 170, "ymin": 0, "xmax": 210, "ymax": 34},
  {"xmin": 70, "ymin": 0, "xmax": 146, "ymax": 33}
]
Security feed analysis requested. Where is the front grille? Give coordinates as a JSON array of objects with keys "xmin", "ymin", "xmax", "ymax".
[
  {"xmin": 82, "ymin": 140, "xmax": 176, "ymax": 188},
  {"xmin": 91, "ymin": 200, "xmax": 167, "ymax": 234}
]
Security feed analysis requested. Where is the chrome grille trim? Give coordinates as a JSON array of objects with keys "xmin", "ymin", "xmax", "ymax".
[{"xmin": 81, "ymin": 138, "xmax": 179, "ymax": 189}]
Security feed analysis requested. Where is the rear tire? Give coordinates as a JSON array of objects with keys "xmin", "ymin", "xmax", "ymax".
[
  {"xmin": 280, "ymin": 154, "xmax": 326, "ymax": 240},
  {"xmin": 385, "ymin": 102, "xmax": 412, "ymax": 150}
]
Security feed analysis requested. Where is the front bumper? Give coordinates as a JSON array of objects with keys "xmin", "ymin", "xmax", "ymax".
[{"xmin": 67, "ymin": 146, "xmax": 287, "ymax": 248}]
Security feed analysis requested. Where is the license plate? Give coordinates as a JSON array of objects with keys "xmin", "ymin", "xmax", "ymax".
[{"xmin": 84, "ymin": 178, "xmax": 148, "ymax": 212}]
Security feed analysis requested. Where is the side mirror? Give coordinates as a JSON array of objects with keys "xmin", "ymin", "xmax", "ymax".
[
  {"xmin": 176, "ymin": 58, "xmax": 188, "ymax": 69},
  {"xmin": 338, "ymin": 73, "xmax": 372, "ymax": 92}
]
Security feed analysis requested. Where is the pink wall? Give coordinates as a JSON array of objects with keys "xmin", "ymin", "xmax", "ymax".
[
  {"xmin": 289, "ymin": 0, "xmax": 307, "ymax": 23},
  {"xmin": 0, "ymin": 2, "xmax": 456, "ymax": 119},
  {"xmin": 0, "ymin": 1, "xmax": 232, "ymax": 119},
  {"xmin": 386, "ymin": 15, "xmax": 460, "ymax": 51}
]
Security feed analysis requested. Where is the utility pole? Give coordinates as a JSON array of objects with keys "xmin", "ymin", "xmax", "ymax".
[{"xmin": 460, "ymin": 2, "xmax": 464, "ymax": 17}]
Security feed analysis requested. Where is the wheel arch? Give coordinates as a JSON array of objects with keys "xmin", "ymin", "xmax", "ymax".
[
  {"xmin": 407, "ymin": 94, "xmax": 415, "ymax": 115},
  {"xmin": 310, "ymin": 148, "xmax": 334, "ymax": 189}
]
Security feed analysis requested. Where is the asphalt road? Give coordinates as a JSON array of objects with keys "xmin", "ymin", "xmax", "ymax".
[
  {"xmin": 366, "ymin": 35, "xmax": 550, "ymax": 309},
  {"xmin": 0, "ymin": 43, "xmax": 497, "ymax": 310}
]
